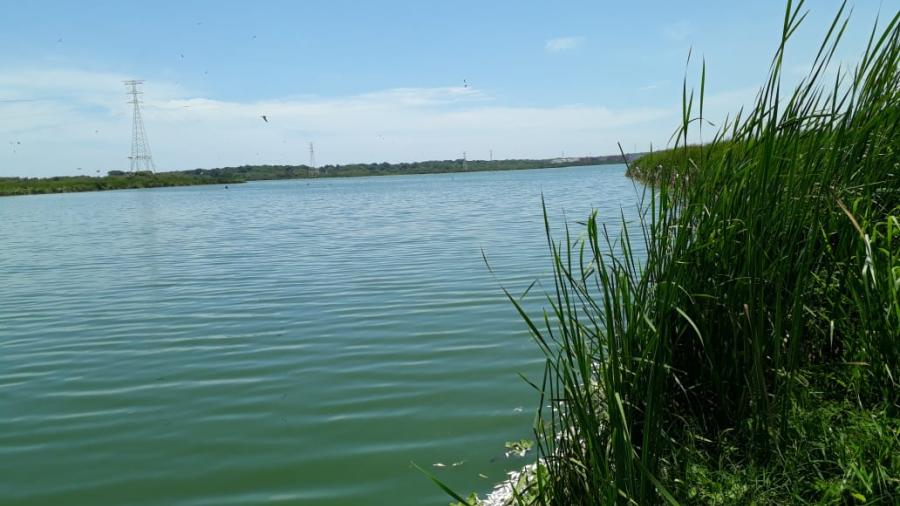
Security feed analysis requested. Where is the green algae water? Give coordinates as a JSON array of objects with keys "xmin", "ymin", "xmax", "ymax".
[{"xmin": 0, "ymin": 165, "xmax": 643, "ymax": 505}]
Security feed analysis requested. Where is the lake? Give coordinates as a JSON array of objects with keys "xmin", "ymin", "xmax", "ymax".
[{"xmin": 0, "ymin": 165, "xmax": 644, "ymax": 505}]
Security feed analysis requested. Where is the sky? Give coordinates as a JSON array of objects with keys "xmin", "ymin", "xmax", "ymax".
[{"xmin": 0, "ymin": 0, "xmax": 891, "ymax": 177}]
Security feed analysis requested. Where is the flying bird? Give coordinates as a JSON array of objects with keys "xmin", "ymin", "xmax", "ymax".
[{"xmin": 261, "ymin": 115, "xmax": 269, "ymax": 123}]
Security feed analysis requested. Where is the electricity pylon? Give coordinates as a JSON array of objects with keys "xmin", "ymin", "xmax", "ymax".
[{"xmin": 124, "ymin": 80, "xmax": 155, "ymax": 173}]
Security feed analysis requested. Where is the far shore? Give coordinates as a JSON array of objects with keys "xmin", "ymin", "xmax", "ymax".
[{"xmin": 0, "ymin": 153, "xmax": 645, "ymax": 197}]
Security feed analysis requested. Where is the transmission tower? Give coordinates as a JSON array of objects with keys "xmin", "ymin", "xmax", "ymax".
[
  {"xmin": 124, "ymin": 80, "xmax": 155, "ymax": 173},
  {"xmin": 308, "ymin": 142, "xmax": 317, "ymax": 177}
]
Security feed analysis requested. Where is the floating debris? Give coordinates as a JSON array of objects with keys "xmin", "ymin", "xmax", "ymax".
[
  {"xmin": 503, "ymin": 439, "xmax": 533, "ymax": 458},
  {"xmin": 480, "ymin": 463, "xmax": 540, "ymax": 506}
]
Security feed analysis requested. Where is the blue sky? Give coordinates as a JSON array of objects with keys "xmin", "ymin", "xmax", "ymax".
[{"xmin": 0, "ymin": 0, "xmax": 890, "ymax": 176}]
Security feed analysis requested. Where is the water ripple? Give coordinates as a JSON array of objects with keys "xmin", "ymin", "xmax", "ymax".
[{"xmin": 0, "ymin": 165, "xmax": 644, "ymax": 505}]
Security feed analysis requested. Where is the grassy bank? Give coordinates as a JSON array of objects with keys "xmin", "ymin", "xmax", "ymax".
[
  {"xmin": 625, "ymin": 143, "xmax": 730, "ymax": 186},
  {"xmin": 0, "ymin": 171, "xmax": 244, "ymax": 197},
  {"xmin": 492, "ymin": 2, "xmax": 898, "ymax": 504},
  {"xmin": 0, "ymin": 154, "xmax": 640, "ymax": 197}
]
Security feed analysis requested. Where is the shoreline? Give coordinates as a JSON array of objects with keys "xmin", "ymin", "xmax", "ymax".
[{"xmin": 0, "ymin": 156, "xmax": 642, "ymax": 198}]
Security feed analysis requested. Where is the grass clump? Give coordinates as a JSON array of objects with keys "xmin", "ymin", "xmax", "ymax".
[{"xmin": 492, "ymin": 1, "xmax": 899, "ymax": 504}]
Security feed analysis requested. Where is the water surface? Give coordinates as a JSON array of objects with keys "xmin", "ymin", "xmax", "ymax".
[{"xmin": 0, "ymin": 165, "xmax": 643, "ymax": 505}]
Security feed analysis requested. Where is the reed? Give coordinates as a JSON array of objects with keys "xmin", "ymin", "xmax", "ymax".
[{"xmin": 503, "ymin": 1, "xmax": 899, "ymax": 503}]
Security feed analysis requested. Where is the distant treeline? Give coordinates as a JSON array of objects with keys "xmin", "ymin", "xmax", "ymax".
[
  {"xmin": 194, "ymin": 152, "xmax": 642, "ymax": 180},
  {"xmin": 0, "ymin": 153, "xmax": 642, "ymax": 197},
  {"xmin": 0, "ymin": 171, "xmax": 243, "ymax": 197}
]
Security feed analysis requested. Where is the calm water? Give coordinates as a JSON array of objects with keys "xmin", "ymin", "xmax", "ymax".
[{"xmin": 1, "ymin": 165, "xmax": 643, "ymax": 505}]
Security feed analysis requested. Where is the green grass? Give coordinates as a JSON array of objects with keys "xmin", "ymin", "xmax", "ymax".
[
  {"xmin": 492, "ymin": 1, "xmax": 899, "ymax": 504},
  {"xmin": 626, "ymin": 142, "xmax": 731, "ymax": 186}
]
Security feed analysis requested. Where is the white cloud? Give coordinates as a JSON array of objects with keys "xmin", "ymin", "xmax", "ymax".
[
  {"xmin": 0, "ymin": 67, "xmax": 694, "ymax": 177},
  {"xmin": 637, "ymin": 80, "xmax": 670, "ymax": 91},
  {"xmin": 662, "ymin": 21, "xmax": 692, "ymax": 42},
  {"xmin": 544, "ymin": 36, "xmax": 584, "ymax": 53}
]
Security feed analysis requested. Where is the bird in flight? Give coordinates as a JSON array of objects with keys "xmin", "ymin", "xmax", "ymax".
[{"xmin": 261, "ymin": 115, "xmax": 269, "ymax": 123}]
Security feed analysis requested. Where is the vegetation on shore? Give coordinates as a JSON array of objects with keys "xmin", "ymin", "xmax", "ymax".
[
  {"xmin": 624, "ymin": 143, "xmax": 730, "ymax": 186},
  {"xmin": 0, "ymin": 171, "xmax": 243, "ymax": 197},
  {"xmin": 476, "ymin": 2, "xmax": 898, "ymax": 504},
  {"xmin": 225, "ymin": 153, "xmax": 641, "ymax": 180},
  {"xmin": 0, "ymin": 154, "xmax": 640, "ymax": 197}
]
